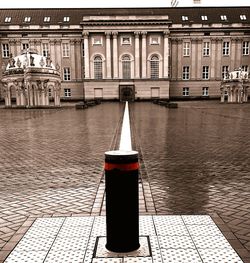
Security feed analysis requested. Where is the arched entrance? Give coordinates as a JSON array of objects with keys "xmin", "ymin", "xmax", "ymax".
[{"xmin": 119, "ymin": 85, "xmax": 135, "ymax": 102}]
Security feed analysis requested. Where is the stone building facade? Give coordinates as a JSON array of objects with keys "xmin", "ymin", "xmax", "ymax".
[{"xmin": 0, "ymin": 7, "xmax": 249, "ymax": 101}]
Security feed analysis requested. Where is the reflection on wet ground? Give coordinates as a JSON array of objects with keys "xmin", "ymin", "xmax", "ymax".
[{"xmin": 132, "ymin": 101, "xmax": 250, "ymax": 251}]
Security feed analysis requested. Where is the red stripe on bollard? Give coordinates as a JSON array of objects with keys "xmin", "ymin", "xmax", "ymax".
[{"xmin": 104, "ymin": 162, "xmax": 139, "ymax": 171}]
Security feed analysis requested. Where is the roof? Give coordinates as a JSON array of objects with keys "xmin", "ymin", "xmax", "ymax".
[{"xmin": 0, "ymin": 7, "xmax": 249, "ymax": 25}]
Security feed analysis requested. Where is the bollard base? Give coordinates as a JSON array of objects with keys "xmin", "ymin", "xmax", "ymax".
[{"xmin": 105, "ymin": 243, "xmax": 140, "ymax": 253}]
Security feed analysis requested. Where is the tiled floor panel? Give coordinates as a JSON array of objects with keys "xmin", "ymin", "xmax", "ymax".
[{"xmin": 4, "ymin": 215, "xmax": 244, "ymax": 263}]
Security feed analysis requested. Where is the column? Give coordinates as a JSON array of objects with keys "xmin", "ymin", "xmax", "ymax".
[
  {"xmin": 106, "ymin": 32, "xmax": 112, "ymax": 79},
  {"xmin": 191, "ymin": 39, "xmax": 197, "ymax": 80},
  {"xmin": 112, "ymin": 32, "xmax": 118, "ymax": 79},
  {"xmin": 210, "ymin": 38, "xmax": 216, "ymax": 79},
  {"xmin": 177, "ymin": 39, "xmax": 182, "ymax": 80},
  {"xmin": 75, "ymin": 39, "xmax": 82, "ymax": 80},
  {"xmin": 49, "ymin": 39, "xmax": 56, "ymax": 67},
  {"xmin": 70, "ymin": 39, "xmax": 76, "ymax": 80},
  {"xmin": 215, "ymin": 38, "xmax": 222, "ymax": 80},
  {"xmin": 16, "ymin": 39, "xmax": 21, "ymax": 55},
  {"xmin": 141, "ymin": 31, "xmax": 147, "ymax": 78},
  {"xmin": 55, "ymin": 39, "xmax": 62, "ymax": 75},
  {"xmin": 83, "ymin": 31, "xmax": 90, "ymax": 79},
  {"xmin": 134, "ymin": 31, "xmax": 140, "ymax": 78},
  {"xmin": 171, "ymin": 39, "xmax": 178, "ymax": 79},
  {"xmin": 230, "ymin": 39, "xmax": 237, "ymax": 70},
  {"xmin": 163, "ymin": 30, "xmax": 169, "ymax": 78},
  {"xmin": 196, "ymin": 38, "xmax": 202, "ymax": 80}
]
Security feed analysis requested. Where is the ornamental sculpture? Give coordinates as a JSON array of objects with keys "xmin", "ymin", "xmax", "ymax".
[
  {"xmin": 1, "ymin": 49, "xmax": 61, "ymax": 108},
  {"xmin": 220, "ymin": 67, "xmax": 249, "ymax": 103}
]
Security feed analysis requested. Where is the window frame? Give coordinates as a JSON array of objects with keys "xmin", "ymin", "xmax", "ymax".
[
  {"xmin": 240, "ymin": 15, "xmax": 247, "ymax": 20},
  {"xmin": 182, "ymin": 16, "xmax": 189, "ymax": 21},
  {"xmin": 2, "ymin": 43, "xmax": 10, "ymax": 58},
  {"xmin": 5, "ymin": 17, "xmax": 11, "ymax": 23},
  {"xmin": 62, "ymin": 43, "xmax": 70, "ymax": 57},
  {"xmin": 24, "ymin": 16, "xmax": 31, "ymax": 23},
  {"xmin": 150, "ymin": 55, "xmax": 160, "ymax": 79},
  {"xmin": 220, "ymin": 15, "xmax": 227, "ymax": 21},
  {"xmin": 44, "ymin": 16, "xmax": 51, "ymax": 22},
  {"xmin": 222, "ymin": 41, "xmax": 230, "ymax": 56},
  {"xmin": 201, "ymin": 15, "xmax": 208, "ymax": 21},
  {"xmin": 203, "ymin": 42, "xmax": 210, "ymax": 56},
  {"xmin": 242, "ymin": 41, "xmax": 249, "ymax": 56},
  {"xmin": 202, "ymin": 66, "xmax": 209, "ymax": 80},
  {"xmin": 93, "ymin": 56, "xmax": 103, "ymax": 79},
  {"xmin": 42, "ymin": 43, "xmax": 49, "ymax": 57},
  {"xmin": 183, "ymin": 87, "xmax": 189, "ymax": 96},
  {"xmin": 202, "ymin": 87, "xmax": 209, "ymax": 96},
  {"xmin": 182, "ymin": 66, "xmax": 190, "ymax": 80},
  {"xmin": 121, "ymin": 36, "xmax": 132, "ymax": 45},
  {"xmin": 183, "ymin": 42, "xmax": 190, "ymax": 57},
  {"xmin": 63, "ymin": 16, "xmax": 70, "ymax": 22},
  {"xmin": 222, "ymin": 65, "xmax": 229, "ymax": 79},
  {"xmin": 63, "ymin": 67, "xmax": 71, "ymax": 81},
  {"xmin": 22, "ymin": 43, "xmax": 29, "ymax": 50},
  {"xmin": 64, "ymin": 88, "xmax": 71, "ymax": 97}
]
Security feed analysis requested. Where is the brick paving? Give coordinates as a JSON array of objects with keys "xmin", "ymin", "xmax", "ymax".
[
  {"xmin": 131, "ymin": 101, "xmax": 250, "ymax": 260},
  {"xmin": 0, "ymin": 101, "xmax": 250, "ymax": 262}
]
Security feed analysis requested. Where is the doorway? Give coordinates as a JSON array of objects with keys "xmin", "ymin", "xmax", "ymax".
[{"xmin": 119, "ymin": 85, "xmax": 135, "ymax": 102}]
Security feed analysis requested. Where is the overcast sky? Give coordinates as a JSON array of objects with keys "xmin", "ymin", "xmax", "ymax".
[{"xmin": 0, "ymin": 0, "xmax": 249, "ymax": 8}]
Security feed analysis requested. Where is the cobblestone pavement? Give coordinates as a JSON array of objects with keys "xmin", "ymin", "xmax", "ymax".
[
  {"xmin": 1, "ymin": 101, "xmax": 250, "ymax": 262},
  {"xmin": 131, "ymin": 101, "xmax": 250, "ymax": 255},
  {"xmin": 0, "ymin": 103, "xmax": 122, "ymax": 253}
]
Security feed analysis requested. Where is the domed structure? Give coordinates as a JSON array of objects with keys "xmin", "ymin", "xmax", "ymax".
[
  {"xmin": 1, "ymin": 49, "xmax": 61, "ymax": 108},
  {"xmin": 220, "ymin": 68, "xmax": 249, "ymax": 103}
]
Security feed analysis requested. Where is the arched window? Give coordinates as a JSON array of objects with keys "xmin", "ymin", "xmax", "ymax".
[
  {"xmin": 94, "ymin": 56, "xmax": 103, "ymax": 79},
  {"xmin": 122, "ymin": 55, "xmax": 131, "ymax": 79},
  {"xmin": 150, "ymin": 55, "xmax": 159, "ymax": 79}
]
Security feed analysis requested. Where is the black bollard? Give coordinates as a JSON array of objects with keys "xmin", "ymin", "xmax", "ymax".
[{"xmin": 105, "ymin": 150, "xmax": 140, "ymax": 252}]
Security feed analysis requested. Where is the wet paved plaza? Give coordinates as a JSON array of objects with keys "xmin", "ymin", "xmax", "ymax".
[{"xmin": 0, "ymin": 101, "xmax": 250, "ymax": 262}]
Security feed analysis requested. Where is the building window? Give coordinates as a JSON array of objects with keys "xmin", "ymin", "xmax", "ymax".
[
  {"xmin": 183, "ymin": 42, "xmax": 190, "ymax": 56},
  {"xmin": 44, "ymin": 16, "xmax": 51, "ymax": 22},
  {"xmin": 2, "ymin": 44, "xmax": 10, "ymax": 58},
  {"xmin": 242, "ymin": 65, "xmax": 249, "ymax": 72},
  {"xmin": 202, "ymin": 87, "xmax": 209, "ymax": 96},
  {"xmin": 22, "ymin": 43, "xmax": 29, "ymax": 50},
  {"xmin": 150, "ymin": 55, "xmax": 160, "ymax": 79},
  {"xmin": 82, "ymin": 44, "xmax": 85, "ymax": 57},
  {"xmin": 203, "ymin": 42, "xmax": 210, "ymax": 56},
  {"xmin": 63, "ymin": 67, "xmax": 71, "ymax": 81},
  {"xmin": 222, "ymin": 65, "xmax": 229, "ymax": 79},
  {"xmin": 42, "ymin": 43, "xmax": 49, "ymax": 57},
  {"xmin": 64, "ymin": 88, "xmax": 71, "ymax": 97},
  {"xmin": 202, "ymin": 66, "xmax": 209, "ymax": 80},
  {"xmin": 223, "ymin": 42, "xmax": 230, "ymax": 56},
  {"xmin": 150, "ymin": 37, "xmax": 160, "ymax": 45},
  {"xmin": 240, "ymin": 15, "xmax": 247, "ymax": 20},
  {"xmin": 122, "ymin": 55, "xmax": 131, "ymax": 79},
  {"xmin": 48, "ymin": 88, "xmax": 52, "ymax": 97},
  {"xmin": 24, "ymin": 16, "xmax": 31, "ymax": 22},
  {"xmin": 62, "ymin": 43, "xmax": 70, "ymax": 57},
  {"xmin": 201, "ymin": 15, "xmax": 208, "ymax": 21},
  {"xmin": 182, "ymin": 16, "xmax": 188, "ymax": 21},
  {"xmin": 94, "ymin": 56, "xmax": 103, "ymax": 79},
  {"xmin": 92, "ymin": 36, "xmax": 102, "ymax": 46},
  {"xmin": 182, "ymin": 66, "xmax": 190, "ymax": 80},
  {"xmin": 5, "ymin": 17, "xmax": 11, "ymax": 23},
  {"xmin": 63, "ymin": 16, "xmax": 70, "ymax": 22},
  {"xmin": 121, "ymin": 37, "xmax": 131, "ymax": 45},
  {"xmin": 242, "ymin": 41, "xmax": 249, "ymax": 55},
  {"xmin": 220, "ymin": 15, "xmax": 227, "ymax": 21},
  {"xmin": 183, "ymin": 87, "xmax": 189, "ymax": 96}
]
